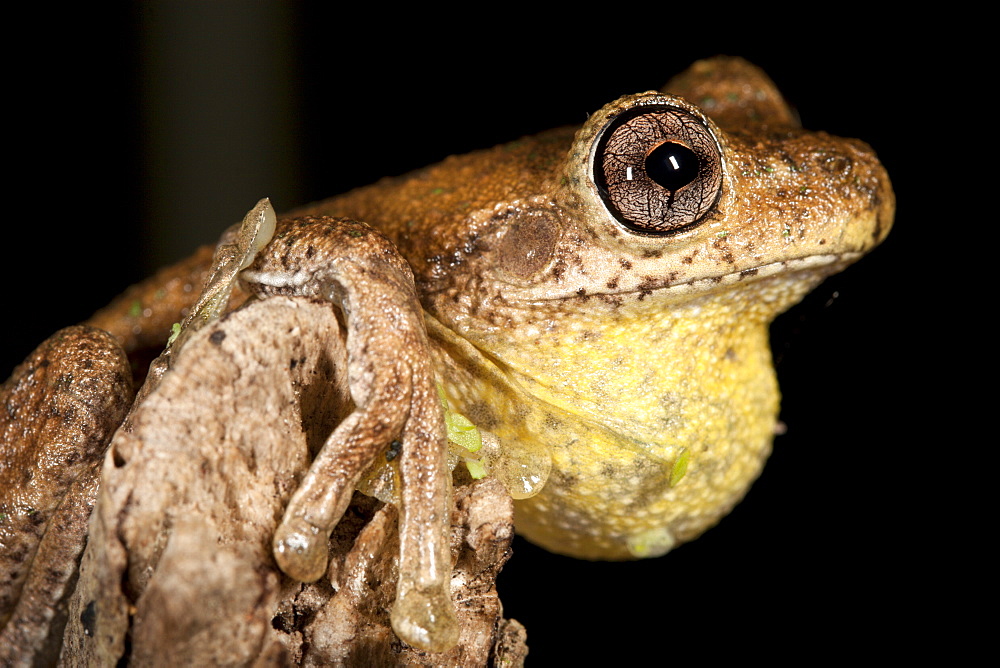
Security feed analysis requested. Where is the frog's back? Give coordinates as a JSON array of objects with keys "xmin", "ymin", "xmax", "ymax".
[{"xmin": 290, "ymin": 127, "xmax": 576, "ymax": 282}]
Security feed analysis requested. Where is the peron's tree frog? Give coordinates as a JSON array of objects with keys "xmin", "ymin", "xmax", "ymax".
[{"xmin": 1, "ymin": 57, "xmax": 893, "ymax": 656}]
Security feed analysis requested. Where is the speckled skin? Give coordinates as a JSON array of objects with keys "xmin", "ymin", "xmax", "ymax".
[{"xmin": 294, "ymin": 57, "xmax": 894, "ymax": 558}]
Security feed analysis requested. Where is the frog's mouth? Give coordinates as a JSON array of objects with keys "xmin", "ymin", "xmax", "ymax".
[
  {"xmin": 646, "ymin": 251, "xmax": 863, "ymax": 298},
  {"xmin": 532, "ymin": 251, "xmax": 863, "ymax": 305}
]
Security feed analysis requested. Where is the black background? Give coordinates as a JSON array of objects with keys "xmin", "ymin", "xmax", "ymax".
[{"xmin": 5, "ymin": 5, "xmax": 940, "ymax": 664}]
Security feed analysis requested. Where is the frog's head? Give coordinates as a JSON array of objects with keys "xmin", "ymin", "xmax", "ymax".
[{"xmin": 433, "ymin": 58, "xmax": 893, "ymax": 337}]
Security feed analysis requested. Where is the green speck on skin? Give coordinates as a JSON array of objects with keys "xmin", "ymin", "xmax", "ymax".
[
  {"xmin": 129, "ymin": 300, "xmax": 143, "ymax": 318},
  {"xmin": 438, "ymin": 383, "xmax": 483, "ymax": 453},
  {"xmin": 763, "ymin": 166, "xmax": 775, "ymax": 173},
  {"xmin": 154, "ymin": 289, "xmax": 166, "ymax": 301},
  {"xmin": 799, "ymin": 186, "xmax": 809, "ymax": 194},
  {"xmin": 347, "ymin": 230, "xmax": 363, "ymax": 238},
  {"xmin": 669, "ymin": 448, "xmax": 689, "ymax": 487},
  {"xmin": 431, "ymin": 187, "xmax": 445, "ymax": 195},
  {"xmin": 700, "ymin": 96, "xmax": 716, "ymax": 108},
  {"xmin": 166, "ymin": 323, "xmax": 181, "ymax": 346},
  {"xmin": 560, "ymin": 176, "xmax": 569, "ymax": 185},
  {"xmin": 716, "ymin": 230, "xmax": 729, "ymax": 239},
  {"xmin": 782, "ymin": 227, "xmax": 791, "ymax": 238},
  {"xmin": 446, "ymin": 411, "xmax": 482, "ymax": 453}
]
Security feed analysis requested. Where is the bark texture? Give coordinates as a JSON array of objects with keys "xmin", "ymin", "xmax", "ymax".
[{"xmin": 49, "ymin": 296, "xmax": 525, "ymax": 666}]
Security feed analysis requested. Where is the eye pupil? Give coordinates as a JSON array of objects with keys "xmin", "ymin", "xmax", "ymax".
[{"xmin": 645, "ymin": 142, "xmax": 699, "ymax": 192}]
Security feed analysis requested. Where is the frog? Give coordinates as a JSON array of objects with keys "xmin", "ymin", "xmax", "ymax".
[{"xmin": 0, "ymin": 56, "xmax": 894, "ymax": 659}]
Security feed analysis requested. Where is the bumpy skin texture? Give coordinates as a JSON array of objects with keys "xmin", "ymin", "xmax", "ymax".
[
  {"xmin": 0, "ymin": 326, "xmax": 132, "ymax": 664},
  {"xmin": 0, "ymin": 56, "xmax": 894, "ymax": 657},
  {"xmin": 295, "ymin": 57, "xmax": 895, "ymax": 558}
]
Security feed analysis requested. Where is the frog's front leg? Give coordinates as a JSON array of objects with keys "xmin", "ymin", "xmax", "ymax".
[{"xmin": 242, "ymin": 215, "xmax": 459, "ymax": 651}]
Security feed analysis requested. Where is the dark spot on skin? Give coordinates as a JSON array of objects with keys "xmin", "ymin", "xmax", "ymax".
[
  {"xmin": 466, "ymin": 402, "xmax": 499, "ymax": 430},
  {"xmin": 641, "ymin": 249, "xmax": 663, "ymax": 259},
  {"xmin": 81, "ymin": 600, "xmax": 97, "ymax": 637},
  {"xmin": 598, "ymin": 293, "xmax": 625, "ymax": 308},
  {"xmin": 289, "ymin": 358, "xmax": 298, "ymax": 369},
  {"xmin": 819, "ymin": 239, "xmax": 826, "ymax": 245},
  {"xmin": 618, "ymin": 259, "xmax": 632, "ymax": 270},
  {"xmin": 385, "ymin": 439, "xmax": 402, "ymax": 462},
  {"xmin": 543, "ymin": 413, "xmax": 563, "ymax": 430},
  {"xmin": 305, "ymin": 245, "xmax": 316, "ymax": 259},
  {"xmin": 576, "ymin": 288, "xmax": 587, "ymax": 298},
  {"xmin": 551, "ymin": 470, "xmax": 579, "ymax": 489},
  {"xmin": 682, "ymin": 255, "xmax": 694, "ymax": 264},
  {"xmin": 739, "ymin": 268, "xmax": 758, "ymax": 279},
  {"xmin": 209, "ymin": 330, "xmax": 226, "ymax": 345},
  {"xmin": 821, "ymin": 155, "xmax": 853, "ymax": 175},
  {"xmin": 606, "ymin": 277, "xmax": 619, "ymax": 290},
  {"xmin": 636, "ymin": 276, "xmax": 658, "ymax": 300}
]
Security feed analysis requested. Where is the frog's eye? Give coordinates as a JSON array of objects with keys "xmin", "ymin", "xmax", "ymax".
[{"xmin": 594, "ymin": 105, "xmax": 722, "ymax": 234}]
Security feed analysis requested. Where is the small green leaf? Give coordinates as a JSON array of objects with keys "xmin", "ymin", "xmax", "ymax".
[
  {"xmin": 669, "ymin": 448, "xmax": 689, "ymax": 487},
  {"xmin": 166, "ymin": 322, "xmax": 182, "ymax": 346},
  {"xmin": 446, "ymin": 412, "xmax": 482, "ymax": 453},
  {"xmin": 465, "ymin": 459, "xmax": 487, "ymax": 479}
]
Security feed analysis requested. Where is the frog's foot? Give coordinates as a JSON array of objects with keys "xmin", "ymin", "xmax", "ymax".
[{"xmin": 243, "ymin": 215, "xmax": 458, "ymax": 651}]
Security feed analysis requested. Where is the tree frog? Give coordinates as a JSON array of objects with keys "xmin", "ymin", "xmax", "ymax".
[{"xmin": 0, "ymin": 56, "xmax": 894, "ymax": 656}]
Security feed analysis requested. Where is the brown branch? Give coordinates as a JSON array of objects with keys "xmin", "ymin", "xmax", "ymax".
[{"xmin": 4, "ymin": 297, "xmax": 526, "ymax": 666}]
